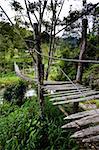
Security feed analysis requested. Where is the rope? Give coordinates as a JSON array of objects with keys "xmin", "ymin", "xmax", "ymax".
[
  {"xmin": 58, "ymin": 67, "xmax": 99, "ymax": 113},
  {"xmin": 33, "ymin": 48, "xmax": 99, "ymax": 64}
]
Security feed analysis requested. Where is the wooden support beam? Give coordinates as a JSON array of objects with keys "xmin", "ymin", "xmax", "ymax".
[
  {"xmin": 71, "ymin": 125, "xmax": 99, "ymax": 138},
  {"xmin": 64, "ymin": 109, "xmax": 99, "ymax": 120},
  {"xmin": 74, "ymin": 17, "xmax": 88, "ymax": 113},
  {"xmin": 53, "ymin": 94, "xmax": 99, "ymax": 105},
  {"xmin": 62, "ymin": 114, "xmax": 99, "ymax": 129}
]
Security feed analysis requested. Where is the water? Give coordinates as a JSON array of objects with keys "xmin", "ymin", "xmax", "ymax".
[
  {"xmin": 25, "ymin": 89, "xmax": 37, "ymax": 97},
  {"xmin": 0, "ymin": 89, "xmax": 4, "ymax": 104}
]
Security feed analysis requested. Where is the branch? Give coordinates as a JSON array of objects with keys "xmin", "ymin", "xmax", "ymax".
[
  {"xmin": 28, "ymin": 48, "xmax": 36, "ymax": 64},
  {"xmin": 55, "ymin": 2, "xmax": 99, "ymax": 35},
  {"xmin": 24, "ymin": 0, "xmax": 34, "ymax": 30},
  {"xmin": 33, "ymin": 12, "xmax": 39, "ymax": 23},
  {"xmin": 28, "ymin": 0, "xmax": 39, "ymax": 23},
  {"xmin": 41, "ymin": 0, "xmax": 48, "ymax": 19},
  {"xmin": 0, "ymin": 5, "xmax": 13, "ymax": 25},
  {"xmin": 45, "ymin": 1, "xmax": 55, "ymax": 80},
  {"xmin": 55, "ymin": 0, "xmax": 65, "ymax": 24}
]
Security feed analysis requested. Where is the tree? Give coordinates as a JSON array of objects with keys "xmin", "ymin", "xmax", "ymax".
[{"xmin": 0, "ymin": 0, "xmax": 99, "ymax": 116}]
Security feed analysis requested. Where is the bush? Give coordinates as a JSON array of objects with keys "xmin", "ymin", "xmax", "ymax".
[
  {"xmin": 3, "ymin": 80, "xmax": 28, "ymax": 106},
  {"xmin": 0, "ymin": 102, "xmax": 18, "ymax": 117},
  {"xmin": 0, "ymin": 97, "xmax": 79, "ymax": 150}
]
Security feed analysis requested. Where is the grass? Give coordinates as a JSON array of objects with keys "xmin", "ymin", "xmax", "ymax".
[{"xmin": 0, "ymin": 73, "xmax": 20, "ymax": 88}]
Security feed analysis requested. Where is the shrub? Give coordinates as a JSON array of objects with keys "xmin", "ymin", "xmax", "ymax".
[
  {"xmin": 0, "ymin": 97, "xmax": 79, "ymax": 150},
  {"xmin": 0, "ymin": 102, "xmax": 18, "ymax": 117},
  {"xmin": 3, "ymin": 80, "xmax": 28, "ymax": 106}
]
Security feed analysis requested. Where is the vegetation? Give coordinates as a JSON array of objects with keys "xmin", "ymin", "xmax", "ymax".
[
  {"xmin": 3, "ymin": 80, "xmax": 28, "ymax": 106},
  {"xmin": 0, "ymin": 97, "xmax": 79, "ymax": 150},
  {"xmin": 0, "ymin": 0, "xmax": 99, "ymax": 149}
]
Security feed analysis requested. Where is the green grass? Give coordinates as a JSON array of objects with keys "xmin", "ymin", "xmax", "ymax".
[{"xmin": 0, "ymin": 74, "xmax": 20, "ymax": 88}]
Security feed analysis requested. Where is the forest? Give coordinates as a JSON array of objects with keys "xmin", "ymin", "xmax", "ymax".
[{"xmin": 0, "ymin": 0, "xmax": 99, "ymax": 149}]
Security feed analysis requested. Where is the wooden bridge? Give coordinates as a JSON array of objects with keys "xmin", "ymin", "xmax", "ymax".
[
  {"xmin": 14, "ymin": 63, "xmax": 99, "ymax": 148},
  {"xmin": 43, "ymin": 80, "xmax": 99, "ymax": 148}
]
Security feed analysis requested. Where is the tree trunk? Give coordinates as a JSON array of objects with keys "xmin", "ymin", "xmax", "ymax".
[
  {"xmin": 76, "ymin": 18, "xmax": 88, "ymax": 83},
  {"xmin": 73, "ymin": 18, "xmax": 88, "ymax": 113},
  {"xmin": 34, "ymin": 23, "xmax": 44, "ymax": 117}
]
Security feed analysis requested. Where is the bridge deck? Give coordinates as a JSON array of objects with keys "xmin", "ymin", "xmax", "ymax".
[{"xmin": 44, "ymin": 80, "xmax": 99, "ymax": 144}]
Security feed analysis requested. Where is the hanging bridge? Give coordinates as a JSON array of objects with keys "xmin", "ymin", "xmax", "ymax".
[{"xmin": 14, "ymin": 62, "xmax": 99, "ymax": 147}]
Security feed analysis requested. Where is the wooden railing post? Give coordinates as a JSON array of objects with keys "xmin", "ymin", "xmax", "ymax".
[{"xmin": 73, "ymin": 18, "xmax": 88, "ymax": 113}]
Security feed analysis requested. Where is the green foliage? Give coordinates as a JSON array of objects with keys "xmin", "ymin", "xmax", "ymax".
[
  {"xmin": 50, "ymin": 44, "xmax": 79, "ymax": 80},
  {"xmin": 0, "ymin": 98, "xmax": 40, "ymax": 150},
  {"xmin": 0, "ymin": 21, "xmax": 32, "ymax": 73},
  {"xmin": 3, "ymin": 80, "xmax": 28, "ymax": 106},
  {"xmin": 0, "ymin": 102, "xmax": 18, "ymax": 117},
  {"xmin": 83, "ymin": 64, "xmax": 99, "ymax": 89},
  {"xmin": 0, "ymin": 98, "xmax": 79, "ymax": 150}
]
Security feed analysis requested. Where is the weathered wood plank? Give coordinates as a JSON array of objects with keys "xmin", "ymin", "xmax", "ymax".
[
  {"xmin": 50, "ymin": 91, "xmax": 99, "ymax": 101},
  {"xmin": 44, "ymin": 81, "xmax": 71, "ymax": 85},
  {"xmin": 43, "ymin": 86, "xmax": 90, "ymax": 91},
  {"xmin": 44, "ymin": 88, "xmax": 91, "ymax": 96},
  {"xmin": 64, "ymin": 109, "xmax": 99, "ymax": 120},
  {"xmin": 53, "ymin": 94, "xmax": 99, "ymax": 105},
  {"xmin": 44, "ymin": 83, "xmax": 81, "ymax": 88},
  {"xmin": 43, "ymin": 84, "xmax": 84, "ymax": 89},
  {"xmin": 47, "ymin": 90, "xmax": 89, "ymax": 98},
  {"xmin": 62, "ymin": 114, "xmax": 99, "ymax": 129},
  {"xmin": 82, "ymin": 135, "xmax": 99, "ymax": 143},
  {"xmin": 71, "ymin": 125, "xmax": 99, "ymax": 138}
]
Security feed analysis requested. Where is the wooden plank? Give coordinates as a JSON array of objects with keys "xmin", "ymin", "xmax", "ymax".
[
  {"xmin": 62, "ymin": 114, "xmax": 99, "ymax": 129},
  {"xmin": 50, "ymin": 90, "xmax": 95, "ymax": 98},
  {"xmin": 71, "ymin": 125, "xmax": 99, "ymax": 138},
  {"xmin": 50, "ymin": 91, "xmax": 99, "ymax": 101},
  {"xmin": 64, "ymin": 109, "xmax": 99, "ymax": 120},
  {"xmin": 44, "ymin": 88, "xmax": 91, "ymax": 96},
  {"xmin": 43, "ymin": 84, "xmax": 83, "ymax": 89},
  {"xmin": 44, "ymin": 83, "xmax": 81, "ymax": 88},
  {"xmin": 44, "ymin": 81, "xmax": 71, "ymax": 85},
  {"xmin": 53, "ymin": 94, "xmax": 99, "ymax": 105},
  {"xmin": 82, "ymin": 135, "xmax": 99, "ymax": 143},
  {"xmin": 43, "ymin": 86, "xmax": 90, "ymax": 91}
]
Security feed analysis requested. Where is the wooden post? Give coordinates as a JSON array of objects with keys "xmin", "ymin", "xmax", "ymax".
[
  {"xmin": 76, "ymin": 18, "xmax": 88, "ymax": 83},
  {"xmin": 73, "ymin": 18, "xmax": 88, "ymax": 113},
  {"xmin": 34, "ymin": 23, "xmax": 44, "ymax": 117}
]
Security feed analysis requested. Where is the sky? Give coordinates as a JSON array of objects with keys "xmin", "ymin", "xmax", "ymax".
[
  {"xmin": 0, "ymin": 0, "xmax": 98, "ymax": 20},
  {"xmin": 0, "ymin": 0, "xmax": 99, "ymax": 36}
]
